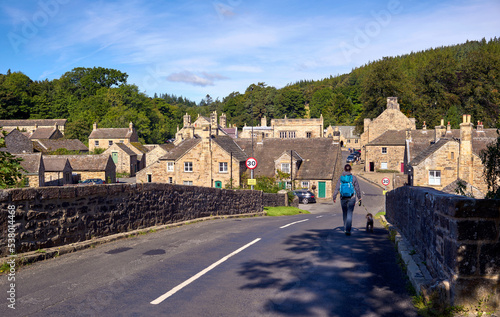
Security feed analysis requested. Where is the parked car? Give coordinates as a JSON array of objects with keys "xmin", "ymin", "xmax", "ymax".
[
  {"xmin": 79, "ymin": 179, "xmax": 105, "ymax": 185},
  {"xmin": 353, "ymin": 151, "xmax": 361, "ymax": 158},
  {"xmin": 346, "ymin": 154, "xmax": 356, "ymax": 163},
  {"xmin": 292, "ymin": 190, "xmax": 316, "ymax": 204}
]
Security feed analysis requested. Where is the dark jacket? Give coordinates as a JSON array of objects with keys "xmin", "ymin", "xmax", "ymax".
[{"xmin": 332, "ymin": 171, "xmax": 362, "ymax": 200}]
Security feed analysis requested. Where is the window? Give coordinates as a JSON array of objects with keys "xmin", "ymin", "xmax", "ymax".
[
  {"xmin": 280, "ymin": 131, "xmax": 286, "ymax": 138},
  {"xmin": 147, "ymin": 174, "xmax": 152, "ymax": 183},
  {"xmin": 347, "ymin": 139, "xmax": 351, "ymax": 143},
  {"xmin": 382, "ymin": 147, "xmax": 387, "ymax": 154},
  {"xmin": 184, "ymin": 162, "xmax": 193, "ymax": 172},
  {"xmin": 306, "ymin": 132, "xmax": 311, "ymax": 138},
  {"xmin": 95, "ymin": 140, "xmax": 99, "ymax": 146},
  {"xmin": 429, "ymin": 170, "xmax": 441, "ymax": 185},
  {"xmin": 355, "ymin": 139, "xmax": 358, "ymax": 144},
  {"xmin": 450, "ymin": 152, "xmax": 455, "ymax": 160},
  {"xmin": 281, "ymin": 163, "xmax": 290, "ymax": 174},
  {"xmin": 380, "ymin": 162, "xmax": 388, "ymax": 169},
  {"xmin": 168, "ymin": 177, "xmax": 173, "ymax": 184},
  {"xmin": 219, "ymin": 162, "xmax": 228, "ymax": 173},
  {"xmin": 167, "ymin": 162, "xmax": 174, "ymax": 172},
  {"xmin": 289, "ymin": 131, "xmax": 296, "ymax": 138},
  {"xmin": 119, "ymin": 140, "xmax": 124, "ymax": 143},
  {"xmin": 109, "ymin": 140, "xmax": 113, "ymax": 146},
  {"xmin": 183, "ymin": 180, "xmax": 193, "ymax": 185},
  {"xmin": 301, "ymin": 181, "xmax": 309, "ymax": 188}
]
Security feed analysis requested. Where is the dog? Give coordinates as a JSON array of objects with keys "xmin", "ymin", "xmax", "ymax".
[{"xmin": 366, "ymin": 213, "xmax": 374, "ymax": 233}]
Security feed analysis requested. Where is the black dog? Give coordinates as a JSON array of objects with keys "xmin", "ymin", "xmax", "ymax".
[{"xmin": 366, "ymin": 213, "xmax": 374, "ymax": 233}]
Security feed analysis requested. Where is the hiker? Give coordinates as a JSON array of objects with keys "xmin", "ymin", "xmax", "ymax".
[{"xmin": 333, "ymin": 164, "xmax": 362, "ymax": 235}]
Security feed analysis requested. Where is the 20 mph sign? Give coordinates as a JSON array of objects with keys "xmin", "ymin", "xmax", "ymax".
[
  {"xmin": 381, "ymin": 177, "xmax": 390, "ymax": 186},
  {"xmin": 245, "ymin": 157, "xmax": 258, "ymax": 169}
]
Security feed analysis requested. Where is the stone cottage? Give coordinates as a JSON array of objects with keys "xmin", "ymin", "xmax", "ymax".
[
  {"xmin": 0, "ymin": 128, "xmax": 33, "ymax": 153},
  {"xmin": 15, "ymin": 153, "xmax": 45, "ymax": 187},
  {"xmin": 103, "ymin": 143, "xmax": 138, "ymax": 176},
  {"xmin": 42, "ymin": 156, "xmax": 73, "ymax": 186},
  {"xmin": 48, "ymin": 155, "xmax": 116, "ymax": 183},
  {"xmin": 88, "ymin": 122, "xmax": 139, "ymax": 152},
  {"xmin": 0, "ymin": 119, "xmax": 67, "ymax": 135},
  {"xmin": 240, "ymin": 115, "xmax": 324, "ymax": 139}
]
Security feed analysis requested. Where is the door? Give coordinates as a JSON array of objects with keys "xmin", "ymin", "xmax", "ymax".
[
  {"xmin": 401, "ymin": 163, "xmax": 405, "ymax": 173},
  {"xmin": 318, "ymin": 182, "xmax": 326, "ymax": 198},
  {"xmin": 112, "ymin": 152, "xmax": 118, "ymax": 164},
  {"xmin": 369, "ymin": 162, "xmax": 374, "ymax": 172},
  {"xmin": 215, "ymin": 181, "xmax": 222, "ymax": 188}
]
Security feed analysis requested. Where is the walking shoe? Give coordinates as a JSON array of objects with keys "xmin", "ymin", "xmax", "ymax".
[{"xmin": 345, "ymin": 231, "xmax": 351, "ymax": 236}]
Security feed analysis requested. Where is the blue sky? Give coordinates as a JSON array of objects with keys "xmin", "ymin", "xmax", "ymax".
[{"xmin": 1, "ymin": 0, "xmax": 499, "ymax": 103}]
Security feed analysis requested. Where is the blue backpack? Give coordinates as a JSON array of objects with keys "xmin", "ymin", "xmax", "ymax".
[{"xmin": 340, "ymin": 175, "xmax": 355, "ymax": 198}]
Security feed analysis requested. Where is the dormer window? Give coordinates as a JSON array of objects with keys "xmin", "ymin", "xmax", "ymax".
[{"xmin": 281, "ymin": 163, "xmax": 290, "ymax": 174}]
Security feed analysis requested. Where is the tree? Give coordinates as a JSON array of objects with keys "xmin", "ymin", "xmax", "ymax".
[
  {"xmin": 0, "ymin": 131, "xmax": 26, "ymax": 188},
  {"xmin": 480, "ymin": 130, "xmax": 500, "ymax": 198}
]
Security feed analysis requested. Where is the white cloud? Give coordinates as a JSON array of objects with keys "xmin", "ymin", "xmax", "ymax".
[{"xmin": 166, "ymin": 71, "xmax": 228, "ymax": 87}]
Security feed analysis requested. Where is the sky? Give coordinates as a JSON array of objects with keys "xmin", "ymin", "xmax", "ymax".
[{"xmin": 1, "ymin": 0, "xmax": 499, "ymax": 103}]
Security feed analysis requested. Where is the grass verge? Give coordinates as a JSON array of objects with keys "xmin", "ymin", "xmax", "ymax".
[{"xmin": 264, "ymin": 206, "xmax": 311, "ymax": 216}]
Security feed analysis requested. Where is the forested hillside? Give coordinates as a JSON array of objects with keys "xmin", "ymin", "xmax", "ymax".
[{"xmin": 1, "ymin": 38, "xmax": 499, "ymax": 144}]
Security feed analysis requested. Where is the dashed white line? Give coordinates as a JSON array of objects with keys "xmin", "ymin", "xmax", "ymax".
[
  {"xmin": 279, "ymin": 219, "xmax": 309, "ymax": 228},
  {"xmin": 316, "ymin": 216, "xmax": 323, "ymax": 218},
  {"xmin": 150, "ymin": 238, "xmax": 261, "ymax": 305}
]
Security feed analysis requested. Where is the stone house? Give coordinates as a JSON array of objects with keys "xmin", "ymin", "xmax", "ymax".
[
  {"xmin": 42, "ymin": 156, "xmax": 73, "ymax": 186},
  {"xmin": 0, "ymin": 128, "xmax": 33, "ymax": 153},
  {"xmin": 240, "ymin": 115, "xmax": 324, "ymax": 139},
  {"xmin": 88, "ymin": 122, "xmax": 139, "ymax": 152},
  {"xmin": 407, "ymin": 115, "xmax": 497, "ymax": 197},
  {"xmin": 325, "ymin": 126, "xmax": 360, "ymax": 148},
  {"xmin": 0, "ymin": 119, "xmax": 67, "ymax": 135},
  {"xmin": 15, "ymin": 153, "xmax": 45, "ymax": 187},
  {"xmin": 49, "ymin": 155, "xmax": 116, "ymax": 183},
  {"xmin": 364, "ymin": 130, "xmax": 406, "ymax": 172},
  {"xmin": 28, "ymin": 124, "xmax": 64, "ymax": 141},
  {"xmin": 103, "ymin": 143, "xmax": 138, "ymax": 176},
  {"xmin": 174, "ymin": 112, "xmax": 231, "ymax": 145},
  {"xmin": 360, "ymin": 97, "xmax": 416, "ymax": 161},
  {"xmin": 137, "ymin": 135, "xmax": 248, "ymax": 188},
  {"xmin": 235, "ymin": 138, "xmax": 343, "ymax": 198},
  {"xmin": 32, "ymin": 139, "xmax": 89, "ymax": 154},
  {"xmin": 126, "ymin": 142, "xmax": 149, "ymax": 171},
  {"xmin": 144, "ymin": 143, "xmax": 175, "ymax": 167}
]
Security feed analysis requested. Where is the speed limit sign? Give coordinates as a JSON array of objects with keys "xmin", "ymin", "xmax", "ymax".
[
  {"xmin": 245, "ymin": 157, "xmax": 258, "ymax": 169},
  {"xmin": 381, "ymin": 177, "xmax": 390, "ymax": 186}
]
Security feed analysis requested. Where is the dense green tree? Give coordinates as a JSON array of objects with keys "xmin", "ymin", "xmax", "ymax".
[{"xmin": 0, "ymin": 131, "xmax": 26, "ymax": 188}]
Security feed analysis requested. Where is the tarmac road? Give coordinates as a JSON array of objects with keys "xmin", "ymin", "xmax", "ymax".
[{"xmin": 0, "ymin": 178, "xmax": 416, "ymax": 317}]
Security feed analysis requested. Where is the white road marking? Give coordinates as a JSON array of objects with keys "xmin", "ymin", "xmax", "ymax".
[
  {"xmin": 150, "ymin": 238, "xmax": 261, "ymax": 305},
  {"xmin": 279, "ymin": 219, "xmax": 309, "ymax": 228},
  {"xmin": 316, "ymin": 216, "xmax": 323, "ymax": 218}
]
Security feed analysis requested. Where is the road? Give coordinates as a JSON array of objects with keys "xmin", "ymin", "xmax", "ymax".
[{"xmin": 0, "ymin": 178, "xmax": 417, "ymax": 317}]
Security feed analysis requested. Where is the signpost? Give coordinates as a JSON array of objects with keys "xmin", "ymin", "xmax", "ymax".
[
  {"xmin": 381, "ymin": 177, "xmax": 390, "ymax": 193},
  {"xmin": 246, "ymin": 157, "xmax": 257, "ymax": 190}
]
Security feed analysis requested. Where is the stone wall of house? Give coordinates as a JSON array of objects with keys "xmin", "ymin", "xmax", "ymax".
[
  {"xmin": 471, "ymin": 154, "xmax": 488, "ymax": 194},
  {"xmin": 211, "ymin": 141, "xmax": 243, "ymax": 188},
  {"xmin": 78, "ymin": 171, "xmax": 110, "ymax": 183},
  {"xmin": 413, "ymin": 142, "xmax": 459, "ymax": 190},
  {"xmin": 386, "ymin": 186, "xmax": 499, "ymax": 309},
  {"xmin": 365, "ymin": 145, "xmax": 405, "ymax": 172},
  {"xmin": 0, "ymin": 183, "xmax": 275, "ymax": 256},
  {"xmin": 271, "ymin": 118, "xmax": 324, "ymax": 138}
]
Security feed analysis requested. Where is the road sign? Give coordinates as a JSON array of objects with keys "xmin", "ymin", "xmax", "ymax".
[
  {"xmin": 381, "ymin": 177, "xmax": 390, "ymax": 186},
  {"xmin": 245, "ymin": 157, "xmax": 258, "ymax": 169},
  {"xmin": 247, "ymin": 179, "xmax": 256, "ymax": 185}
]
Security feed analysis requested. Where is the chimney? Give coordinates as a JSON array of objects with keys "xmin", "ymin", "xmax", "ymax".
[
  {"xmin": 183, "ymin": 113, "xmax": 191, "ymax": 127},
  {"xmin": 422, "ymin": 121, "xmax": 427, "ymax": 130},
  {"xmin": 210, "ymin": 111, "xmax": 218, "ymax": 136},
  {"xmin": 54, "ymin": 123, "xmax": 58, "ymax": 130},
  {"xmin": 219, "ymin": 113, "xmax": 227, "ymax": 128},
  {"xmin": 93, "ymin": 122, "xmax": 97, "ymax": 130},
  {"xmin": 129, "ymin": 122, "xmax": 134, "ymax": 132},
  {"xmin": 406, "ymin": 129, "xmax": 412, "ymax": 141},
  {"xmin": 261, "ymin": 116, "xmax": 267, "ymax": 127},
  {"xmin": 387, "ymin": 97, "xmax": 400, "ymax": 110},
  {"xmin": 256, "ymin": 132, "xmax": 264, "ymax": 143},
  {"xmin": 459, "ymin": 114, "xmax": 473, "ymax": 183},
  {"xmin": 446, "ymin": 121, "xmax": 451, "ymax": 134},
  {"xmin": 477, "ymin": 121, "xmax": 484, "ymax": 132},
  {"xmin": 434, "ymin": 119, "xmax": 445, "ymax": 141}
]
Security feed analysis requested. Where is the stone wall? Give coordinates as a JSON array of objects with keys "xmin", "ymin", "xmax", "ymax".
[
  {"xmin": 386, "ymin": 186, "xmax": 499, "ymax": 309},
  {"xmin": 263, "ymin": 192, "xmax": 288, "ymax": 207},
  {"xmin": 0, "ymin": 183, "xmax": 286, "ymax": 256}
]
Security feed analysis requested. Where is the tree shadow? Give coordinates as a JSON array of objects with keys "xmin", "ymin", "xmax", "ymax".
[{"xmin": 238, "ymin": 228, "xmax": 418, "ymax": 316}]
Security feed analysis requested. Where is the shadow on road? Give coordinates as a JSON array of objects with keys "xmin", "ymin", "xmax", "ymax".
[{"xmin": 238, "ymin": 227, "xmax": 417, "ymax": 316}]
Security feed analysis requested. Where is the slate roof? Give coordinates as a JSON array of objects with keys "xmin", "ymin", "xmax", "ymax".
[
  {"xmin": 108, "ymin": 143, "xmax": 137, "ymax": 156},
  {"xmin": 366, "ymin": 130, "xmax": 406, "ymax": 146},
  {"xmin": 409, "ymin": 139, "xmax": 453, "ymax": 166},
  {"xmin": 472, "ymin": 129, "xmax": 498, "ymax": 156},
  {"xmin": 332, "ymin": 126, "xmax": 360, "ymax": 139},
  {"xmin": 34, "ymin": 139, "xmax": 88, "ymax": 152},
  {"xmin": 0, "ymin": 119, "xmax": 67, "ymax": 127},
  {"xmin": 48, "ymin": 155, "xmax": 111, "ymax": 171},
  {"xmin": 29, "ymin": 127, "xmax": 63, "ymax": 140},
  {"xmin": 221, "ymin": 127, "xmax": 238, "ymax": 138},
  {"xmin": 406, "ymin": 130, "xmax": 436, "ymax": 162},
  {"xmin": 15, "ymin": 153, "xmax": 43, "ymax": 174},
  {"xmin": 441, "ymin": 178, "xmax": 485, "ymax": 199},
  {"xmin": 235, "ymin": 138, "xmax": 340, "ymax": 180},
  {"xmin": 129, "ymin": 142, "xmax": 149, "ymax": 153},
  {"xmin": 0, "ymin": 129, "xmax": 33, "ymax": 153},
  {"xmin": 160, "ymin": 138, "xmax": 201, "ymax": 161},
  {"xmin": 42, "ymin": 157, "xmax": 72, "ymax": 172},
  {"xmin": 88, "ymin": 128, "xmax": 135, "ymax": 139},
  {"xmin": 212, "ymin": 136, "xmax": 248, "ymax": 162}
]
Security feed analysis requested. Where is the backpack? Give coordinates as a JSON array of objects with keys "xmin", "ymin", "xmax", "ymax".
[{"xmin": 339, "ymin": 174, "xmax": 355, "ymax": 198}]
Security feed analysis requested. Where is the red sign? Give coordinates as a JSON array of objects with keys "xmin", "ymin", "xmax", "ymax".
[
  {"xmin": 381, "ymin": 177, "xmax": 390, "ymax": 186},
  {"xmin": 245, "ymin": 157, "xmax": 258, "ymax": 169}
]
